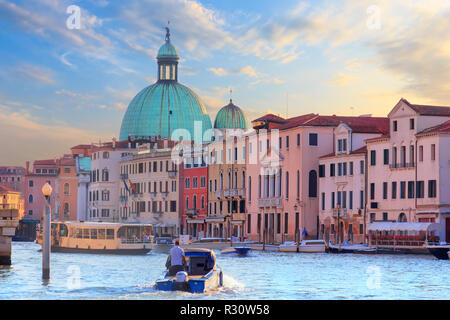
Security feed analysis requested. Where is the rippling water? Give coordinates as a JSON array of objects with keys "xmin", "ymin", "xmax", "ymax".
[{"xmin": 1, "ymin": 242, "xmax": 449, "ymax": 300}]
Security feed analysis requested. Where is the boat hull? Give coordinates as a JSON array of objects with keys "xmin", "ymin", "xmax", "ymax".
[
  {"xmin": 427, "ymin": 246, "xmax": 450, "ymax": 260},
  {"xmin": 298, "ymin": 245, "xmax": 325, "ymax": 253},
  {"xmin": 50, "ymin": 246, "xmax": 151, "ymax": 255},
  {"xmin": 222, "ymin": 247, "xmax": 251, "ymax": 256},
  {"xmin": 155, "ymin": 269, "xmax": 223, "ymax": 293}
]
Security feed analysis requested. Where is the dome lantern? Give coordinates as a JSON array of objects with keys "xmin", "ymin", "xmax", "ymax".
[{"xmin": 157, "ymin": 27, "xmax": 179, "ymax": 82}]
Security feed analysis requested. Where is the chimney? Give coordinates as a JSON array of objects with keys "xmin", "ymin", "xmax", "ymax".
[
  {"xmin": 112, "ymin": 137, "xmax": 116, "ymax": 149},
  {"xmin": 26, "ymin": 161, "xmax": 30, "ymax": 174}
]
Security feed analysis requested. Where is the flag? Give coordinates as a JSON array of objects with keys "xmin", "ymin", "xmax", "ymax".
[
  {"xmin": 128, "ymin": 179, "xmax": 136, "ymax": 193},
  {"xmin": 123, "ymin": 179, "xmax": 130, "ymax": 193}
]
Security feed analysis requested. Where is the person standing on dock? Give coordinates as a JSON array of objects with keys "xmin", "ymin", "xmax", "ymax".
[{"xmin": 167, "ymin": 239, "xmax": 186, "ymax": 276}]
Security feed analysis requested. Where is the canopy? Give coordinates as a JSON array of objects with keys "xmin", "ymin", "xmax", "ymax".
[{"xmin": 368, "ymin": 222, "xmax": 441, "ymax": 232}]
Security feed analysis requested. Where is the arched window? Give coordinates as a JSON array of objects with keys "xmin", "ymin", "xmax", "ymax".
[
  {"xmin": 64, "ymin": 183, "xmax": 70, "ymax": 195},
  {"xmin": 201, "ymin": 196, "xmax": 205, "ymax": 209},
  {"xmin": 308, "ymin": 170, "xmax": 317, "ymax": 198},
  {"xmin": 398, "ymin": 212, "xmax": 407, "ymax": 222},
  {"xmin": 185, "ymin": 197, "xmax": 189, "ymax": 209},
  {"xmin": 228, "ymin": 171, "xmax": 231, "ymax": 189},
  {"xmin": 28, "ymin": 194, "xmax": 33, "ymax": 203},
  {"xmin": 234, "ymin": 171, "xmax": 238, "ymax": 188},
  {"xmin": 102, "ymin": 169, "xmax": 109, "ymax": 182},
  {"xmin": 193, "ymin": 195, "xmax": 197, "ymax": 209},
  {"xmin": 64, "ymin": 203, "xmax": 69, "ymax": 217}
]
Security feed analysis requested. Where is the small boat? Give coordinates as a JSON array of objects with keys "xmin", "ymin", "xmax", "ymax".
[
  {"xmin": 298, "ymin": 240, "xmax": 326, "ymax": 253},
  {"xmin": 221, "ymin": 246, "xmax": 251, "ymax": 256},
  {"xmin": 36, "ymin": 221, "xmax": 153, "ymax": 255},
  {"xmin": 155, "ymin": 248, "xmax": 223, "ymax": 293},
  {"xmin": 426, "ymin": 243, "xmax": 450, "ymax": 260},
  {"xmin": 279, "ymin": 241, "xmax": 298, "ymax": 252},
  {"xmin": 327, "ymin": 241, "xmax": 376, "ymax": 254},
  {"xmin": 183, "ymin": 237, "xmax": 231, "ymax": 250}
]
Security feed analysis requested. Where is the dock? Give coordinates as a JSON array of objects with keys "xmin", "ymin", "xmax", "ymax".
[{"xmin": 0, "ymin": 208, "xmax": 19, "ymax": 265}]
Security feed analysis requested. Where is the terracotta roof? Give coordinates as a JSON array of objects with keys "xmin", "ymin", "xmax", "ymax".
[
  {"xmin": 0, "ymin": 185, "xmax": 17, "ymax": 193},
  {"xmin": 71, "ymin": 144, "xmax": 92, "ymax": 150},
  {"xmin": 401, "ymin": 98, "xmax": 450, "ymax": 116},
  {"xmin": 365, "ymin": 133, "xmax": 390, "ymax": 143},
  {"xmin": 252, "ymin": 114, "xmax": 287, "ymax": 124},
  {"xmin": 417, "ymin": 120, "xmax": 450, "ymax": 135},
  {"xmin": 33, "ymin": 159, "xmax": 57, "ymax": 166},
  {"xmin": 319, "ymin": 146, "xmax": 367, "ymax": 159}
]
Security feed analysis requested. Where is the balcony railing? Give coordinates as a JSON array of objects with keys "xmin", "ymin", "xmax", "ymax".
[
  {"xmin": 332, "ymin": 208, "xmax": 347, "ymax": 218},
  {"xmin": 216, "ymin": 190, "xmax": 222, "ymax": 198},
  {"xmin": 161, "ymin": 191, "xmax": 169, "ymax": 199},
  {"xmin": 258, "ymin": 197, "xmax": 282, "ymax": 208},
  {"xmin": 153, "ymin": 211, "xmax": 163, "ymax": 217},
  {"xmin": 390, "ymin": 162, "xmax": 415, "ymax": 169},
  {"xmin": 149, "ymin": 192, "xmax": 157, "ymax": 199},
  {"xmin": 168, "ymin": 170, "xmax": 177, "ymax": 178}
]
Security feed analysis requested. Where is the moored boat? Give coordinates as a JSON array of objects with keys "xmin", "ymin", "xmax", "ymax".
[
  {"xmin": 279, "ymin": 241, "xmax": 298, "ymax": 252},
  {"xmin": 155, "ymin": 248, "xmax": 223, "ymax": 293},
  {"xmin": 36, "ymin": 221, "xmax": 153, "ymax": 255},
  {"xmin": 426, "ymin": 244, "xmax": 450, "ymax": 260},
  {"xmin": 221, "ymin": 246, "xmax": 251, "ymax": 256},
  {"xmin": 298, "ymin": 240, "xmax": 326, "ymax": 253},
  {"xmin": 327, "ymin": 241, "xmax": 376, "ymax": 254}
]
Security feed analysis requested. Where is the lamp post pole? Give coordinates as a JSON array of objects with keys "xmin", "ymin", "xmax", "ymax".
[{"xmin": 42, "ymin": 182, "xmax": 52, "ymax": 280}]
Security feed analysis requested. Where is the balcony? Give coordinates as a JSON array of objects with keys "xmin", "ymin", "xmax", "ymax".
[
  {"xmin": 224, "ymin": 189, "xmax": 237, "ymax": 198},
  {"xmin": 258, "ymin": 197, "xmax": 282, "ymax": 208},
  {"xmin": 161, "ymin": 191, "xmax": 169, "ymax": 199},
  {"xmin": 237, "ymin": 188, "xmax": 245, "ymax": 198},
  {"xmin": 332, "ymin": 208, "xmax": 347, "ymax": 218},
  {"xmin": 131, "ymin": 192, "xmax": 143, "ymax": 199},
  {"xmin": 168, "ymin": 170, "xmax": 177, "ymax": 178},
  {"xmin": 216, "ymin": 190, "xmax": 222, "ymax": 198},
  {"xmin": 153, "ymin": 211, "xmax": 163, "ymax": 218},
  {"xmin": 186, "ymin": 208, "xmax": 198, "ymax": 218},
  {"xmin": 389, "ymin": 162, "xmax": 415, "ymax": 170},
  {"xmin": 120, "ymin": 173, "xmax": 128, "ymax": 180},
  {"xmin": 149, "ymin": 192, "xmax": 157, "ymax": 199}
]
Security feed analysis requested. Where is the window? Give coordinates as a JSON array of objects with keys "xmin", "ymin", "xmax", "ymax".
[
  {"xmin": 170, "ymin": 201, "xmax": 176, "ymax": 212},
  {"xmin": 383, "ymin": 182, "xmax": 387, "ymax": 200},
  {"xmin": 360, "ymin": 160, "xmax": 364, "ymax": 174},
  {"xmin": 400, "ymin": 182, "xmax": 406, "ymax": 199},
  {"xmin": 419, "ymin": 146, "xmax": 423, "ymax": 162},
  {"xmin": 321, "ymin": 193, "xmax": 325, "ymax": 210},
  {"xmin": 277, "ymin": 214, "xmax": 281, "ymax": 234},
  {"xmin": 28, "ymin": 194, "xmax": 33, "ymax": 203},
  {"xmin": 308, "ymin": 170, "xmax": 317, "ymax": 198},
  {"xmin": 338, "ymin": 163, "xmax": 342, "ymax": 176},
  {"xmin": 343, "ymin": 162, "xmax": 347, "ymax": 176},
  {"xmin": 370, "ymin": 183, "xmax": 375, "ymax": 200},
  {"xmin": 29, "ymin": 180, "xmax": 34, "ymax": 187},
  {"xmin": 64, "ymin": 183, "xmax": 70, "ymax": 195},
  {"xmin": 370, "ymin": 150, "xmax": 376, "ymax": 166},
  {"xmin": 285, "ymin": 172, "xmax": 289, "ymax": 199},
  {"xmin": 297, "ymin": 134, "xmax": 300, "ymax": 146},
  {"xmin": 428, "ymin": 180, "xmax": 437, "ymax": 198},
  {"xmin": 193, "ymin": 177, "xmax": 198, "ymax": 188},
  {"xmin": 330, "ymin": 163, "xmax": 335, "ymax": 177},
  {"xmin": 247, "ymin": 214, "xmax": 251, "ymax": 234},
  {"xmin": 248, "ymin": 176, "xmax": 252, "ymax": 201},
  {"xmin": 286, "ymin": 136, "xmax": 289, "ymax": 149},
  {"xmin": 309, "ymin": 133, "xmax": 318, "ymax": 146},
  {"xmin": 393, "ymin": 120, "xmax": 398, "ymax": 132},
  {"xmin": 360, "ymin": 191, "xmax": 364, "ymax": 209},
  {"xmin": 349, "ymin": 162, "xmax": 353, "ymax": 176},
  {"xmin": 284, "ymin": 212, "xmax": 288, "ymax": 234},
  {"xmin": 200, "ymin": 176, "xmax": 206, "ymax": 188},
  {"xmin": 410, "ymin": 118, "xmax": 415, "ymax": 130},
  {"xmin": 431, "ymin": 144, "xmax": 436, "ymax": 160},
  {"xmin": 296, "ymin": 170, "xmax": 300, "ymax": 199},
  {"xmin": 408, "ymin": 181, "xmax": 415, "ymax": 199},
  {"xmin": 383, "ymin": 212, "xmax": 388, "ymax": 221},
  {"xmin": 416, "ymin": 181, "xmax": 424, "ymax": 198},
  {"xmin": 185, "ymin": 178, "xmax": 190, "ymax": 189},
  {"xmin": 349, "ymin": 191, "xmax": 353, "ymax": 210},
  {"xmin": 392, "ymin": 182, "xmax": 397, "ymax": 199},
  {"xmin": 64, "ymin": 168, "xmax": 71, "ymax": 173},
  {"xmin": 319, "ymin": 165, "xmax": 325, "ymax": 177},
  {"xmin": 279, "ymin": 137, "xmax": 282, "ymax": 149},
  {"xmin": 331, "ymin": 192, "xmax": 335, "ymax": 209},
  {"xmin": 383, "ymin": 149, "xmax": 389, "ymax": 165}
]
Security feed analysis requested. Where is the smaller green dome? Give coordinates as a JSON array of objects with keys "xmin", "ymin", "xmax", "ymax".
[
  {"xmin": 214, "ymin": 100, "xmax": 248, "ymax": 129},
  {"xmin": 157, "ymin": 42, "xmax": 179, "ymax": 60}
]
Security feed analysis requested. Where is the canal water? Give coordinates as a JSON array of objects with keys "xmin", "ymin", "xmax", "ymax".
[{"xmin": 1, "ymin": 242, "xmax": 449, "ymax": 300}]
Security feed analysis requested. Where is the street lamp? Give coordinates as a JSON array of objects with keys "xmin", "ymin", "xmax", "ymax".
[{"xmin": 41, "ymin": 182, "xmax": 52, "ymax": 280}]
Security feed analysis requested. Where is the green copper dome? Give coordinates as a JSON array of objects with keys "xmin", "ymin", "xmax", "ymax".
[
  {"xmin": 157, "ymin": 42, "xmax": 179, "ymax": 60},
  {"xmin": 119, "ymin": 28, "xmax": 212, "ymax": 142},
  {"xmin": 214, "ymin": 100, "xmax": 248, "ymax": 129}
]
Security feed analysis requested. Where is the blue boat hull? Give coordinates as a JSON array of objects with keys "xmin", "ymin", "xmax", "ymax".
[
  {"xmin": 155, "ymin": 269, "xmax": 223, "ymax": 293},
  {"xmin": 222, "ymin": 247, "xmax": 251, "ymax": 256}
]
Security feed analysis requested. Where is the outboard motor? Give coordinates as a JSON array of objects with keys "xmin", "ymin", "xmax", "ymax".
[{"xmin": 173, "ymin": 271, "xmax": 189, "ymax": 291}]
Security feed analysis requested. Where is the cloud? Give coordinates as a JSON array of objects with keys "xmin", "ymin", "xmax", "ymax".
[
  {"xmin": 55, "ymin": 89, "xmax": 95, "ymax": 100},
  {"xmin": 11, "ymin": 64, "xmax": 56, "ymax": 84},
  {"xmin": 113, "ymin": 102, "xmax": 127, "ymax": 110},
  {"xmin": 208, "ymin": 67, "xmax": 228, "ymax": 76},
  {"xmin": 0, "ymin": 109, "xmax": 111, "ymax": 165},
  {"xmin": 329, "ymin": 73, "xmax": 356, "ymax": 87}
]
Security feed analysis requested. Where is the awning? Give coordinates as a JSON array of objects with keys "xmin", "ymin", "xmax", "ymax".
[
  {"xmin": 368, "ymin": 222, "xmax": 441, "ymax": 232},
  {"xmin": 231, "ymin": 219, "xmax": 245, "ymax": 224},
  {"xmin": 186, "ymin": 219, "xmax": 205, "ymax": 224},
  {"xmin": 205, "ymin": 217, "xmax": 225, "ymax": 222},
  {"xmin": 154, "ymin": 223, "xmax": 176, "ymax": 228}
]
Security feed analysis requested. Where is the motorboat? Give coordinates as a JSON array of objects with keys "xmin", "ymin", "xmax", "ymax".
[
  {"xmin": 155, "ymin": 248, "xmax": 223, "ymax": 293},
  {"xmin": 221, "ymin": 246, "xmax": 251, "ymax": 256},
  {"xmin": 279, "ymin": 241, "xmax": 298, "ymax": 252},
  {"xmin": 183, "ymin": 237, "xmax": 231, "ymax": 250},
  {"xmin": 327, "ymin": 241, "xmax": 376, "ymax": 254},
  {"xmin": 426, "ymin": 243, "xmax": 450, "ymax": 260},
  {"xmin": 298, "ymin": 240, "xmax": 326, "ymax": 253}
]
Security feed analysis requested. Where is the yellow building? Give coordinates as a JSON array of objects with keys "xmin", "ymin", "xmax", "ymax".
[{"xmin": 0, "ymin": 185, "xmax": 24, "ymax": 220}]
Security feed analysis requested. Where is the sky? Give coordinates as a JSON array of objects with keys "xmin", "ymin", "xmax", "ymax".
[{"xmin": 0, "ymin": 0, "xmax": 449, "ymax": 166}]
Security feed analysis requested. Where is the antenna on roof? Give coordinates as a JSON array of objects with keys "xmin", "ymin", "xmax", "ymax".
[{"xmin": 229, "ymin": 87, "xmax": 233, "ymax": 103}]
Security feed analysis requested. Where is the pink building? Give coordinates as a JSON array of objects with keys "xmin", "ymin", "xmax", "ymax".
[
  {"xmin": 0, "ymin": 166, "xmax": 26, "ymax": 195},
  {"xmin": 246, "ymin": 113, "xmax": 388, "ymax": 244},
  {"xmin": 24, "ymin": 160, "xmax": 58, "ymax": 220},
  {"xmin": 366, "ymin": 99, "xmax": 450, "ymax": 243},
  {"xmin": 318, "ymin": 119, "xmax": 389, "ymax": 245}
]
